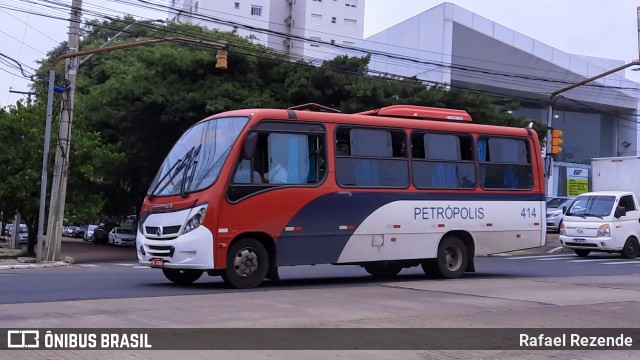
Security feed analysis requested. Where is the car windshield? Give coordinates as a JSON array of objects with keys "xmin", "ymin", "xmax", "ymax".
[
  {"xmin": 117, "ymin": 228, "xmax": 134, "ymax": 235},
  {"xmin": 565, "ymin": 195, "xmax": 615, "ymax": 217},
  {"xmin": 147, "ymin": 116, "xmax": 249, "ymax": 197}
]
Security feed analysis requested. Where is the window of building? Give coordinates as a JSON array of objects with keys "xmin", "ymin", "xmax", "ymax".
[
  {"xmin": 335, "ymin": 127, "xmax": 408, "ymax": 188},
  {"xmin": 171, "ymin": 0, "xmax": 176, "ymax": 7},
  {"xmin": 310, "ymin": 37, "xmax": 321, "ymax": 47},
  {"xmin": 344, "ymin": 18, "xmax": 356, "ymax": 30},
  {"xmin": 194, "ymin": 1, "xmax": 198, "ymax": 13},
  {"xmin": 411, "ymin": 132, "xmax": 476, "ymax": 189},
  {"xmin": 330, "ymin": 39, "xmax": 335, "ymax": 44},
  {"xmin": 345, "ymin": 0, "xmax": 357, "ymax": 8},
  {"xmin": 251, "ymin": 5, "xmax": 262, "ymax": 16},
  {"xmin": 311, "ymin": 13, "xmax": 322, "ymax": 25},
  {"xmin": 312, "ymin": 0, "xmax": 322, "ymax": 2},
  {"xmin": 343, "ymin": 41, "xmax": 354, "ymax": 45},
  {"xmin": 234, "ymin": 2, "xmax": 240, "ymax": 9},
  {"xmin": 228, "ymin": 122, "xmax": 327, "ymax": 201},
  {"xmin": 478, "ymin": 137, "xmax": 533, "ymax": 189},
  {"xmin": 331, "ymin": 17, "xmax": 337, "ymax": 23}
]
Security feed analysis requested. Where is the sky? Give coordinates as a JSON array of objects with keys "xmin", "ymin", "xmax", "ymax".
[{"xmin": 2, "ymin": 0, "xmax": 640, "ymax": 107}]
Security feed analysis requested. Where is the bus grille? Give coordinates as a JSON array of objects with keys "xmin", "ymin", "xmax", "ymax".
[
  {"xmin": 147, "ymin": 245, "xmax": 175, "ymax": 257},
  {"xmin": 145, "ymin": 225, "xmax": 182, "ymax": 238}
]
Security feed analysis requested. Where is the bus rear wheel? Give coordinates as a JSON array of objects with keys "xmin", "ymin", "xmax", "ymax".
[
  {"xmin": 363, "ymin": 262, "xmax": 403, "ymax": 279},
  {"xmin": 162, "ymin": 268, "xmax": 203, "ymax": 285},
  {"xmin": 422, "ymin": 236, "xmax": 468, "ymax": 279},
  {"xmin": 224, "ymin": 238, "xmax": 269, "ymax": 289}
]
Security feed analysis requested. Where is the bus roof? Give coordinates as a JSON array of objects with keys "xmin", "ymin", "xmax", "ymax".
[{"xmin": 203, "ymin": 105, "xmax": 535, "ymax": 138}]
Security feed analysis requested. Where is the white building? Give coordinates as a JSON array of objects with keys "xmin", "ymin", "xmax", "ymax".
[
  {"xmin": 167, "ymin": 0, "xmax": 365, "ymax": 61},
  {"xmin": 352, "ymin": 2, "xmax": 640, "ymax": 196}
]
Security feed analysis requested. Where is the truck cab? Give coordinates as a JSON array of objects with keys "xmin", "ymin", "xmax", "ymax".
[{"xmin": 559, "ymin": 191, "xmax": 640, "ymax": 258}]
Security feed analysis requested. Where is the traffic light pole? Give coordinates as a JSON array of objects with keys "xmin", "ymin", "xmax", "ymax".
[{"xmin": 545, "ymin": 59, "xmax": 640, "ymax": 197}]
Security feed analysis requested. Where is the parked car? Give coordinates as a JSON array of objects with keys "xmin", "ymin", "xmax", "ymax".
[
  {"xmin": 92, "ymin": 223, "xmax": 118, "ymax": 244},
  {"xmin": 546, "ymin": 196, "xmax": 575, "ymax": 232},
  {"xmin": 84, "ymin": 224, "xmax": 99, "ymax": 241},
  {"xmin": 108, "ymin": 227, "xmax": 136, "ymax": 247},
  {"xmin": 62, "ymin": 226, "xmax": 74, "ymax": 237},
  {"xmin": 72, "ymin": 226, "xmax": 85, "ymax": 238}
]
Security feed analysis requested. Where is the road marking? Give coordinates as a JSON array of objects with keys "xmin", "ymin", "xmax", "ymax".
[
  {"xmin": 600, "ymin": 260, "xmax": 640, "ymax": 265},
  {"xmin": 534, "ymin": 257, "xmax": 577, "ymax": 261},
  {"xmin": 566, "ymin": 259, "xmax": 611, "ymax": 262},
  {"xmin": 505, "ymin": 254, "xmax": 574, "ymax": 260},
  {"xmin": 133, "ymin": 266, "xmax": 151, "ymax": 269},
  {"xmin": 114, "ymin": 263, "xmax": 137, "ymax": 267},
  {"xmin": 547, "ymin": 247, "xmax": 564, "ymax": 254},
  {"xmin": 76, "ymin": 264, "xmax": 99, "ymax": 268}
]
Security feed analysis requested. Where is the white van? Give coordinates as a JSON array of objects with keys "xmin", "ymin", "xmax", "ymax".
[{"xmin": 559, "ymin": 191, "xmax": 640, "ymax": 258}]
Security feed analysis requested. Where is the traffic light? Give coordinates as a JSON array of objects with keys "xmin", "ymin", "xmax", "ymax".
[
  {"xmin": 215, "ymin": 49, "xmax": 228, "ymax": 70},
  {"xmin": 550, "ymin": 129, "xmax": 563, "ymax": 155}
]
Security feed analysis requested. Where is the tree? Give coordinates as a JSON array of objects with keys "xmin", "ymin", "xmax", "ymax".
[{"xmin": 0, "ymin": 99, "xmax": 124, "ymax": 253}]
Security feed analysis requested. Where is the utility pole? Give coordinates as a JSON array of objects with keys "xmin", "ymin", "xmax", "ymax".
[{"xmin": 44, "ymin": 0, "xmax": 82, "ymax": 261}]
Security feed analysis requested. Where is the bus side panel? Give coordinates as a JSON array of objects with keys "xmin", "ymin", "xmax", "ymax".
[
  {"xmin": 335, "ymin": 199, "xmax": 544, "ymax": 263},
  {"xmin": 275, "ymin": 192, "xmax": 544, "ymax": 266}
]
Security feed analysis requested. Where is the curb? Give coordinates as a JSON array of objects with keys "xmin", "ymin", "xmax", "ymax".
[{"xmin": 0, "ymin": 261, "xmax": 68, "ymax": 270}]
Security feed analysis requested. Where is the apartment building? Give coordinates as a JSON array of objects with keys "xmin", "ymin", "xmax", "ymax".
[{"xmin": 167, "ymin": 0, "xmax": 365, "ymax": 61}]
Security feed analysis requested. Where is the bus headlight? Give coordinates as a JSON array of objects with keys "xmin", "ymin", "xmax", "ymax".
[
  {"xmin": 597, "ymin": 224, "xmax": 610, "ymax": 237},
  {"xmin": 183, "ymin": 206, "xmax": 207, "ymax": 235},
  {"xmin": 559, "ymin": 222, "xmax": 565, "ymax": 235}
]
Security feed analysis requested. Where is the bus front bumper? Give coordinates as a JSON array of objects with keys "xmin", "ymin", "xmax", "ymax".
[{"xmin": 137, "ymin": 225, "xmax": 215, "ymax": 269}]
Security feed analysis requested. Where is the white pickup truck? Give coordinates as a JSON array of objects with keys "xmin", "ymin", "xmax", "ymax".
[{"xmin": 559, "ymin": 191, "xmax": 640, "ymax": 258}]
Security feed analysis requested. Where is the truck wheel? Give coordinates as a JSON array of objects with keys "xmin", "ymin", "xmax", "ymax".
[
  {"xmin": 421, "ymin": 236, "xmax": 468, "ymax": 279},
  {"xmin": 363, "ymin": 262, "xmax": 403, "ymax": 279},
  {"xmin": 224, "ymin": 238, "xmax": 269, "ymax": 289},
  {"xmin": 574, "ymin": 249, "xmax": 590, "ymax": 257},
  {"xmin": 162, "ymin": 268, "xmax": 203, "ymax": 285},
  {"xmin": 621, "ymin": 237, "xmax": 639, "ymax": 259}
]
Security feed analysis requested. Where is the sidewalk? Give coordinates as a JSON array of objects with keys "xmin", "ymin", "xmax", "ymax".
[{"xmin": 0, "ymin": 235, "xmax": 136, "ymax": 270}]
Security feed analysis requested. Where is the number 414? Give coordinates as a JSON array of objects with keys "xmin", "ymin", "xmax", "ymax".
[{"xmin": 521, "ymin": 207, "xmax": 536, "ymax": 218}]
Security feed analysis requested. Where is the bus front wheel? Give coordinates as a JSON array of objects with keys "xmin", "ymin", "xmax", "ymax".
[
  {"xmin": 224, "ymin": 238, "xmax": 269, "ymax": 289},
  {"xmin": 422, "ymin": 236, "xmax": 468, "ymax": 279},
  {"xmin": 363, "ymin": 262, "xmax": 403, "ymax": 279},
  {"xmin": 162, "ymin": 268, "xmax": 203, "ymax": 285}
]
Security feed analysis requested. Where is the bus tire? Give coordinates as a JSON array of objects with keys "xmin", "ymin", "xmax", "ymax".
[
  {"xmin": 621, "ymin": 237, "xmax": 639, "ymax": 259},
  {"xmin": 574, "ymin": 249, "xmax": 590, "ymax": 257},
  {"xmin": 363, "ymin": 262, "xmax": 403, "ymax": 279},
  {"xmin": 225, "ymin": 238, "xmax": 269, "ymax": 289},
  {"xmin": 162, "ymin": 268, "xmax": 203, "ymax": 285},
  {"xmin": 422, "ymin": 236, "xmax": 468, "ymax": 279}
]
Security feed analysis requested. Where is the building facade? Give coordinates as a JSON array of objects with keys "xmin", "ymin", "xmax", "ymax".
[
  {"xmin": 356, "ymin": 3, "xmax": 640, "ymax": 196},
  {"xmin": 167, "ymin": 0, "xmax": 365, "ymax": 61}
]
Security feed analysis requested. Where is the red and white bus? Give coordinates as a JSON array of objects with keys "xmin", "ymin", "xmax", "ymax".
[{"xmin": 137, "ymin": 104, "xmax": 545, "ymax": 288}]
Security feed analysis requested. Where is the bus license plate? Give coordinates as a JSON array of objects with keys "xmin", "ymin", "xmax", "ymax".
[
  {"xmin": 150, "ymin": 258, "xmax": 164, "ymax": 268},
  {"xmin": 573, "ymin": 238, "xmax": 586, "ymax": 243}
]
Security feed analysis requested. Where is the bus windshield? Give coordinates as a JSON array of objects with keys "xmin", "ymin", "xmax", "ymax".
[{"xmin": 147, "ymin": 116, "xmax": 249, "ymax": 197}]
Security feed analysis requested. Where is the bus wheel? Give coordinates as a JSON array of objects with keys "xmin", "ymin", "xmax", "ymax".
[
  {"xmin": 162, "ymin": 268, "xmax": 203, "ymax": 285},
  {"xmin": 574, "ymin": 249, "xmax": 590, "ymax": 257},
  {"xmin": 225, "ymin": 238, "xmax": 269, "ymax": 289},
  {"xmin": 363, "ymin": 262, "xmax": 403, "ymax": 279},
  {"xmin": 422, "ymin": 236, "xmax": 468, "ymax": 279},
  {"xmin": 622, "ymin": 237, "xmax": 639, "ymax": 259}
]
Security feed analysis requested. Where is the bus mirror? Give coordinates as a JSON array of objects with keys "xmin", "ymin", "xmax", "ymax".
[{"xmin": 243, "ymin": 132, "xmax": 257, "ymax": 160}]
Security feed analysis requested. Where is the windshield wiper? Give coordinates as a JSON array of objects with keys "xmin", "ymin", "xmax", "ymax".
[
  {"xmin": 180, "ymin": 144, "xmax": 202, "ymax": 198},
  {"xmin": 148, "ymin": 145, "xmax": 197, "ymax": 200},
  {"xmin": 582, "ymin": 213, "xmax": 604, "ymax": 219}
]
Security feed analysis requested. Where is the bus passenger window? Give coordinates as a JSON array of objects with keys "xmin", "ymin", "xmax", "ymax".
[
  {"xmin": 478, "ymin": 137, "xmax": 533, "ymax": 190},
  {"xmin": 411, "ymin": 132, "xmax": 476, "ymax": 189},
  {"xmin": 335, "ymin": 127, "xmax": 409, "ymax": 188}
]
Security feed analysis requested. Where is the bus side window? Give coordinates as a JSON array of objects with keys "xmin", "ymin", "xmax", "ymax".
[
  {"xmin": 335, "ymin": 126, "xmax": 409, "ymax": 188},
  {"xmin": 479, "ymin": 137, "xmax": 533, "ymax": 190},
  {"xmin": 412, "ymin": 132, "xmax": 476, "ymax": 189}
]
